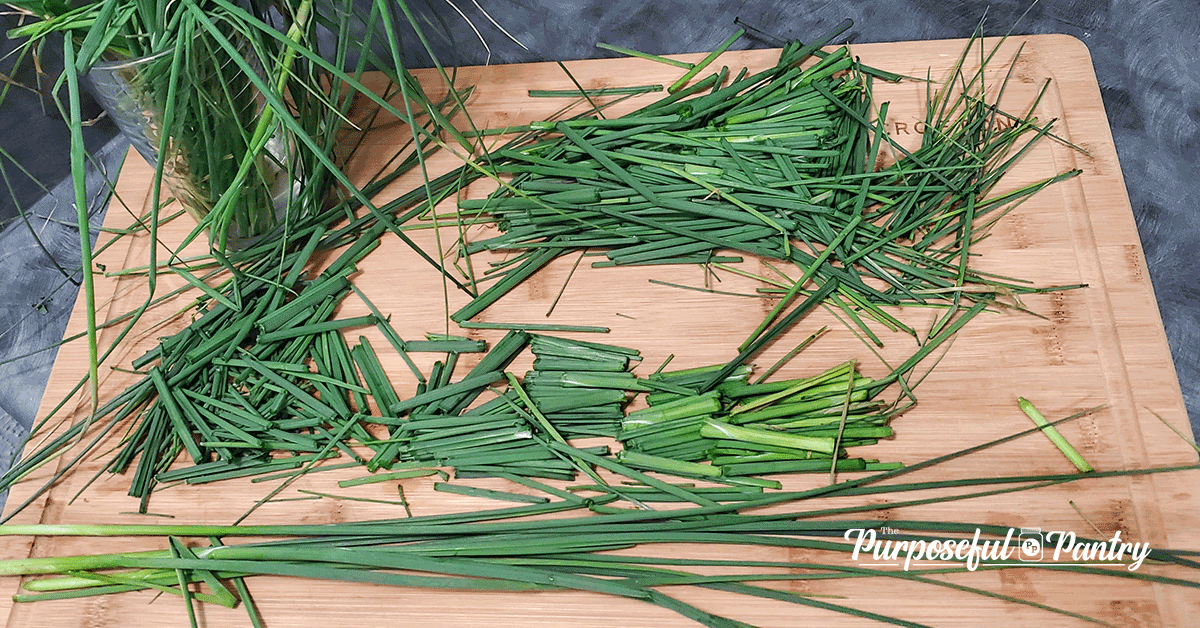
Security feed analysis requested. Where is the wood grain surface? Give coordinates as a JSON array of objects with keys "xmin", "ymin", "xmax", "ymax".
[{"xmin": 2, "ymin": 35, "xmax": 1197, "ymax": 627}]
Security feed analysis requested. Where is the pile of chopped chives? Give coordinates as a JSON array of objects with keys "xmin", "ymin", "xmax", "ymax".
[
  {"xmin": 451, "ymin": 21, "xmax": 1082, "ymax": 344},
  {"xmin": 519, "ymin": 336, "xmax": 905, "ymax": 489},
  {"xmin": 5, "ymin": 310, "xmax": 910, "ymax": 518}
]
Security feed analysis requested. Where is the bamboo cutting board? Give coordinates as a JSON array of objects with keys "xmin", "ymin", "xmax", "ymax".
[{"xmin": 3, "ymin": 35, "xmax": 1198, "ymax": 627}]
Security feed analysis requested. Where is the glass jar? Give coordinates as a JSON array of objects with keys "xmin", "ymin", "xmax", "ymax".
[{"xmin": 87, "ymin": 42, "xmax": 295, "ymax": 250}]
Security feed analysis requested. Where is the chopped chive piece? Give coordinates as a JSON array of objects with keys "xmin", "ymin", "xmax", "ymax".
[
  {"xmin": 256, "ymin": 315, "xmax": 377, "ymax": 344},
  {"xmin": 596, "ymin": 42, "xmax": 694, "ymax": 68},
  {"xmin": 1019, "ymin": 397, "xmax": 1094, "ymax": 473},
  {"xmin": 433, "ymin": 482, "xmax": 550, "ymax": 504},
  {"xmin": 458, "ymin": 321, "xmax": 611, "ymax": 333},
  {"xmin": 338, "ymin": 469, "xmax": 445, "ymax": 488},
  {"xmin": 616, "ymin": 450, "xmax": 721, "ymax": 478},
  {"xmin": 529, "ymin": 85, "xmax": 666, "ymax": 97},
  {"xmin": 668, "ymin": 29, "xmax": 745, "ymax": 93},
  {"xmin": 700, "ymin": 419, "xmax": 836, "ymax": 455},
  {"xmin": 401, "ymin": 339, "xmax": 488, "ymax": 353}
]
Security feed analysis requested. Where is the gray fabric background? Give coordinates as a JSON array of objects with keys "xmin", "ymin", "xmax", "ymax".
[{"xmin": 2, "ymin": 1, "xmax": 1198, "ymax": 509}]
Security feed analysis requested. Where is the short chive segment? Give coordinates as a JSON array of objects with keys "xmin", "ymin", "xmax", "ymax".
[{"xmin": 1019, "ymin": 397, "xmax": 1094, "ymax": 473}]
